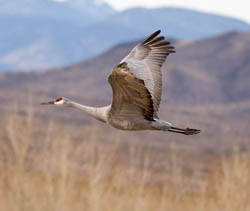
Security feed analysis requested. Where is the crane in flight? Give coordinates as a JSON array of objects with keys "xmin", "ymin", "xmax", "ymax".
[{"xmin": 41, "ymin": 30, "xmax": 200, "ymax": 135}]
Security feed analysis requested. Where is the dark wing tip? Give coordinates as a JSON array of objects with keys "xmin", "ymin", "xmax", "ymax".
[
  {"xmin": 143, "ymin": 30, "xmax": 161, "ymax": 44},
  {"xmin": 141, "ymin": 30, "xmax": 176, "ymax": 54},
  {"xmin": 154, "ymin": 30, "xmax": 161, "ymax": 35}
]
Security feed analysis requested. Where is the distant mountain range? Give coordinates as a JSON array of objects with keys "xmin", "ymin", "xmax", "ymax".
[
  {"xmin": 0, "ymin": 0, "xmax": 114, "ymax": 24},
  {"xmin": 0, "ymin": 0, "xmax": 250, "ymax": 71},
  {"xmin": 1, "ymin": 31, "xmax": 250, "ymax": 105}
]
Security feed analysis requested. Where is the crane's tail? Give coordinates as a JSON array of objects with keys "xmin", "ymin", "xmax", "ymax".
[{"xmin": 168, "ymin": 126, "xmax": 201, "ymax": 135}]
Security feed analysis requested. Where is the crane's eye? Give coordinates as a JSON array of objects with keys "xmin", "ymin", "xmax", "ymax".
[{"xmin": 56, "ymin": 97, "xmax": 63, "ymax": 102}]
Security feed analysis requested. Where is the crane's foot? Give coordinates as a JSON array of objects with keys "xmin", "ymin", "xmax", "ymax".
[
  {"xmin": 183, "ymin": 128, "xmax": 201, "ymax": 135},
  {"xmin": 169, "ymin": 127, "xmax": 201, "ymax": 135}
]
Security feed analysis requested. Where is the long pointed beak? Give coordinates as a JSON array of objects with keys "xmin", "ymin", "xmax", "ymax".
[{"xmin": 40, "ymin": 101, "xmax": 55, "ymax": 105}]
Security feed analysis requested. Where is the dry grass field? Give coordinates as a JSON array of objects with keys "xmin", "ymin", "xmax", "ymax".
[{"xmin": 0, "ymin": 109, "xmax": 250, "ymax": 211}]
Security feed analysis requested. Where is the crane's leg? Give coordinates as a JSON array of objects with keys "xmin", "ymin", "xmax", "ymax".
[
  {"xmin": 168, "ymin": 126, "xmax": 201, "ymax": 135},
  {"xmin": 151, "ymin": 120, "xmax": 201, "ymax": 135}
]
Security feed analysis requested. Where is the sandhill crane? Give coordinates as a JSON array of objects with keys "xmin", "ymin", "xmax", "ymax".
[{"xmin": 41, "ymin": 30, "xmax": 200, "ymax": 135}]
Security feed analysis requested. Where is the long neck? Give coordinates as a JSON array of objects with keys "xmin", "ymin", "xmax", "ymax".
[{"xmin": 69, "ymin": 101, "xmax": 110, "ymax": 123}]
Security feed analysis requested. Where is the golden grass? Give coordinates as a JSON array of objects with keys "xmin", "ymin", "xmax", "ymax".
[{"xmin": 0, "ymin": 113, "xmax": 250, "ymax": 211}]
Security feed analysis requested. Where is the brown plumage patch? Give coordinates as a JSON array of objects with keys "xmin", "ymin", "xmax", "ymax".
[{"xmin": 108, "ymin": 63, "xmax": 155, "ymax": 121}]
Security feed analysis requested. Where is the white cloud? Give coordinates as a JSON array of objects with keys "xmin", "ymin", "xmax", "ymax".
[{"xmin": 104, "ymin": 0, "xmax": 250, "ymax": 23}]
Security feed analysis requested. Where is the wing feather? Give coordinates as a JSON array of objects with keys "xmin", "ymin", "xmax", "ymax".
[
  {"xmin": 108, "ymin": 30, "xmax": 175, "ymax": 120},
  {"xmin": 120, "ymin": 30, "xmax": 175, "ymax": 117}
]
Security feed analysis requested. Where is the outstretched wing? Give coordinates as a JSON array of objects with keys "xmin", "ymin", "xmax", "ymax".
[{"xmin": 108, "ymin": 30, "xmax": 175, "ymax": 121}]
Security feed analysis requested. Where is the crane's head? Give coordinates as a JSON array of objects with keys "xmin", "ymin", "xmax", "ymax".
[{"xmin": 40, "ymin": 97, "xmax": 70, "ymax": 106}]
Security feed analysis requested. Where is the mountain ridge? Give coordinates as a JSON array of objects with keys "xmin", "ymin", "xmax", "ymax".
[
  {"xmin": 0, "ymin": 31, "xmax": 249, "ymax": 105},
  {"xmin": 0, "ymin": 3, "xmax": 250, "ymax": 71}
]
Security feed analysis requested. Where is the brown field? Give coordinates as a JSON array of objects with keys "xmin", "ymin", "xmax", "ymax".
[{"xmin": 0, "ymin": 109, "xmax": 250, "ymax": 211}]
